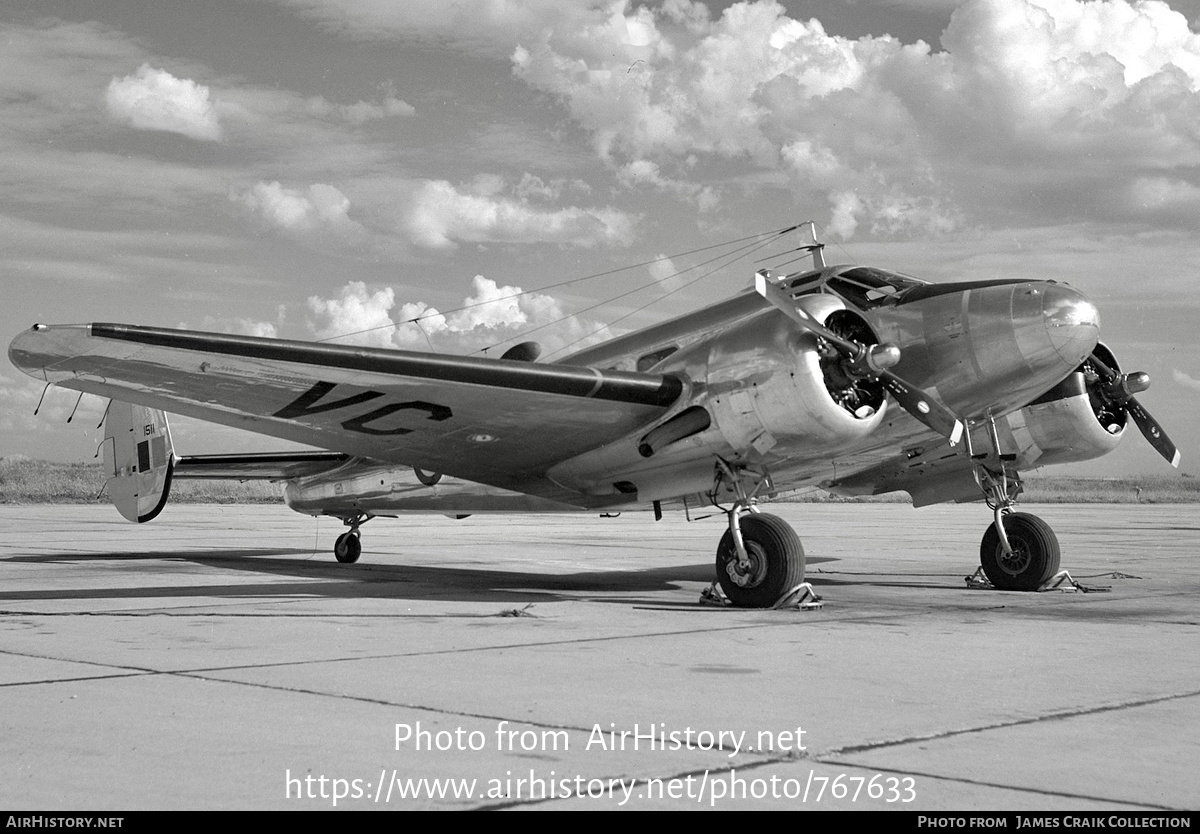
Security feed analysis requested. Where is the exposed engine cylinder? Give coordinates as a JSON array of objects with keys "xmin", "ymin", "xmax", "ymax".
[
  {"xmin": 818, "ymin": 309, "xmax": 888, "ymax": 418},
  {"xmin": 706, "ymin": 293, "xmax": 887, "ymax": 456},
  {"xmin": 1081, "ymin": 343, "xmax": 1130, "ymax": 434}
]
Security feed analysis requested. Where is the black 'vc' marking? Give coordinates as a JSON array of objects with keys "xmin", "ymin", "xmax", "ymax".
[{"xmin": 274, "ymin": 381, "xmax": 452, "ymax": 436}]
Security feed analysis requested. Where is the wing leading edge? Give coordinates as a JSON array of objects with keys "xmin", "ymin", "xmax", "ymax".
[{"xmin": 9, "ymin": 323, "xmax": 687, "ymax": 503}]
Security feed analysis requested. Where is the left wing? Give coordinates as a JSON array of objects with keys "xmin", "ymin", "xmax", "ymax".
[{"xmin": 9, "ymin": 323, "xmax": 686, "ymax": 504}]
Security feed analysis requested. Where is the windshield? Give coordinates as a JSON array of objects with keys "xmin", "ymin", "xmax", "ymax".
[{"xmin": 787, "ymin": 266, "xmax": 928, "ymax": 309}]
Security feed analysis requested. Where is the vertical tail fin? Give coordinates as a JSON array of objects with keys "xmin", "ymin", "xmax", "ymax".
[{"xmin": 102, "ymin": 401, "xmax": 175, "ymax": 522}]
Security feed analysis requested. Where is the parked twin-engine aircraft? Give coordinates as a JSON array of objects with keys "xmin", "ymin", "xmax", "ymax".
[{"xmin": 8, "ymin": 232, "xmax": 1179, "ymax": 607}]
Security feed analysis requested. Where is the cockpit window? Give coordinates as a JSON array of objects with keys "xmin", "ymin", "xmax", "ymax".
[{"xmin": 787, "ymin": 266, "xmax": 928, "ymax": 309}]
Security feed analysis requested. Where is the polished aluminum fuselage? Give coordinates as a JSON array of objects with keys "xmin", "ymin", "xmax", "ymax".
[{"xmin": 284, "ymin": 266, "xmax": 1103, "ymax": 516}]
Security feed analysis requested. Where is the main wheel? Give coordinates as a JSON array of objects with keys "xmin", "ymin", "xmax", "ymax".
[
  {"xmin": 334, "ymin": 531, "xmax": 362, "ymax": 564},
  {"xmin": 715, "ymin": 513, "xmax": 806, "ymax": 608},
  {"xmin": 980, "ymin": 512, "xmax": 1060, "ymax": 591}
]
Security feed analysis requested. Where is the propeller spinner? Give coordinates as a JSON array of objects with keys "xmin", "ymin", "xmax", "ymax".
[
  {"xmin": 1084, "ymin": 349, "xmax": 1180, "ymax": 468},
  {"xmin": 755, "ymin": 272, "xmax": 964, "ymax": 445}
]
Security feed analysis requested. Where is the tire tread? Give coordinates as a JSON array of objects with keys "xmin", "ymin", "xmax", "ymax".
[{"xmin": 715, "ymin": 513, "xmax": 805, "ymax": 608}]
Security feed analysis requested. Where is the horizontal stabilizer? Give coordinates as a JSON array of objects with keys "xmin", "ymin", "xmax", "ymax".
[
  {"xmin": 174, "ymin": 451, "xmax": 351, "ymax": 480},
  {"xmin": 103, "ymin": 401, "xmax": 174, "ymax": 522}
]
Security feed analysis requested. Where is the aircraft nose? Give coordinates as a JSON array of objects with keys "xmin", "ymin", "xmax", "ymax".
[{"xmin": 1042, "ymin": 283, "xmax": 1099, "ymax": 363}]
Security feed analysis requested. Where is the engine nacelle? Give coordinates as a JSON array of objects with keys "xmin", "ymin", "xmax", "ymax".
[
  {"xmin": 1004, "ymin": 346, "xmax": 1125, "ymax": 468},
  {"xmin": 706, "ymin": 293, "xmax": 887, "ymax": 456},
  {"xmin": 547, "ymin": 294, "xmax": 888, "ymax": 501}
]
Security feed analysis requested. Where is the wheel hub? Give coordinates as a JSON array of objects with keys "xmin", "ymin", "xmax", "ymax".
[
  {"xmin": 997, "ymin": 540, "xmax": 1031, "ymax": 575},
  {"xmin": 724, "ymin": 542, "xmax": 767, "ymax": 588}
]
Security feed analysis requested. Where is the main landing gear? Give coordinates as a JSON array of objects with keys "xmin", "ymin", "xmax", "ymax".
[
  {"xmin": 710, "ymin": 459, "xmax": 810, "ymax": 608},
  {"xmin": 333, "ymin": 513, "xmax": 370, "ymax": 564},
  {"xmin": 980, "ymin": 510, "xmax": 1060, "ymax": 591},
  {"xmin": 971, "ymin": 423, "xmax": 1061, "ymax": 591}
]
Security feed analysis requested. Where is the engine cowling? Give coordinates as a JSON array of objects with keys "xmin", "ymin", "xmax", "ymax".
[
  {"xmin": 1005, "ymin": 343, "xmax": 1125, "ymax": 468},
  {"xmin": 546, "ymin": 295, "xmax": 889, "ymax": 501},
  {"xmin": 706, "ymin": 293, "xmax": 887, "ymax": 456}
]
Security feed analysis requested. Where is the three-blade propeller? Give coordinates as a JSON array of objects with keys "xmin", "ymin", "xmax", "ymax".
[
  {"xmin": 755, "ymin": 272, "xmax": 964, "ymax": 445},
  {"xmin": 1086, "ymin": 351, "xmax": 1180, "ymax": 468}
]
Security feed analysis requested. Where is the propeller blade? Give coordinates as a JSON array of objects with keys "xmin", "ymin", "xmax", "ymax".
[
  {"xmin": 1087, "ymin": 351, "xmax": 1118, "ymax": 381},
  {"xmin": 1086, "ymin": 350, "xmax": 1179, "ymax": 467},
  {"xmin": 1127, "ymin": 396, "xmax": 1181, "ymax": 468},
  {"xmin": 755, "ymin": 271, "xmax": 963, "ymax": 444},
  {"xmin": 754, "ymin": 271, "xmax": 857, "ymax": 352},
  {"xmin": 879, "ymin": 372, "xmax": 964, "ymax": 445}
]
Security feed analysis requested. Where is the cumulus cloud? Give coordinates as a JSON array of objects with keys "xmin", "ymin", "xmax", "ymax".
[
  {"xmin": 1173, "ymin": 369, "xmax": 1200, "ymax": 393},
  {"xmin": 0, "ymin": 371, "xmax": 106, "ymax": 435},
  {"xmin": 510, "ymin": 4, "xmax": 869, "ymax": 161},
  {"xmin": 616, "ymin": 159, "xmax": 720, "ymax": 210},
  {"xmin": 232, "ymin": 176, "xmax": 630, "ymax": 257},
  {"xmin": 106, "ymin": 64, "xmax": 222, "ymax": 141},
  {"xmin": 882, "ymin": 0, "xmax": 967, "ymax": 10},
  {"xmin": 647, "ymin": 254, "xmax": 692, "ymax": 293},
  {"xmin": 233, "ymin": 181, "xmax": 367, "ymax": 242},
  {"xmin": 306, "ymin": 276, "xmax": 612, "ymax": 354},
  {"xmin": 513, "ymin": 172, "xmax": 591, "ymax": 201},
  {"xmin": 508, "ymin": 3, "xmax": 960, "ymax": 236},
  {"xmin": 828, "ymin": 191, "xmax": 865, "ymax": 239},
  {"xmin": 1128, "ymin": 176, "xmax": 1200, "ymax": 214},
  {"xmin": 272, "ymin": 0, "xmax": 590, "ymax": 51},
  {"xmin": 195, "ymin": 312, "xmax": 284, "ymax": 339},
  {"xmin": 404, "ymin": 179, "xmax": 636, "ymax": 249},
  {"xmin": 248, "ymin": 0, "xmax": 1200, "ymax": 236},
  {"xmin": 502, "ymin": 0, "xmax": 1200, "ymax": 237},
  {"xmin": 305, "ymin": 95, "xmax": 415, "ymax": 123},
  {"xmin": 308, "ymin": 282, "xmax": 400, "ymax": 347}
]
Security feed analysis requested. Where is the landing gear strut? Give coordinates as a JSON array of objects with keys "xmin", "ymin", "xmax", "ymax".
[
  {"xmin": 970, "ymin": 420, "xmax": 1060, "ymax": 591},
  {"xmin": 333, "ymin": 513, "xmax": 370, "ymax": 564},
  {"xmin": 710, "ymin": 459, "xmax": 806, "ymax": 608}
]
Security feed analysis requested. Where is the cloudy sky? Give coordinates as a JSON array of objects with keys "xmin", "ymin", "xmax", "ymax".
[{"xmin": 2, "ymin": 0, "xmax": 1198, "ymax": 477}]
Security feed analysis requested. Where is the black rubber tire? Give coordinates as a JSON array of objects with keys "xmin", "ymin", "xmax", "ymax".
[
  {"xmin": 715, "ymin": 513, "xmax": 805, "ymax": 608},
  {"xmin": 980, "ymin": 512, "xmax": 1060, "ymax": 591},
  {"xmin": 334, "ymin": 531, "xmax": 362, "ymax": 564}
]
